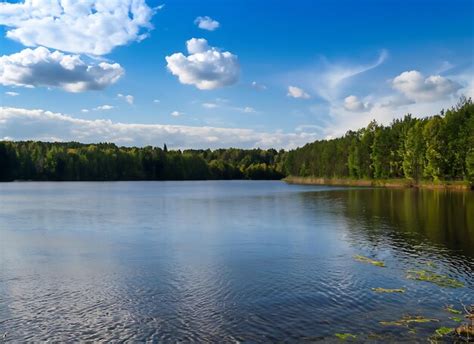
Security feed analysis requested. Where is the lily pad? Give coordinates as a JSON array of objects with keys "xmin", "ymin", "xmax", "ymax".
[
  {"xmin": 335, "ymin": 333, "xmax": 357, "ymax": 340},
  {"xmin": 449, "ymin": 317, "xmax": 463, "ymax": 322},
  {"xmin": 353, "ymin": 255, "xmax": 385, "ymax": 267},
  {"xmin": 371, "ymin": 287, "xmax": 405, "ymax": 293},
  {"xmin": 406, "ymin": 270, "xmax": 464, "ymax": 288},
  {"xmin": 380, "ymin": 315, "xmax": 439, "ymax": 327}
]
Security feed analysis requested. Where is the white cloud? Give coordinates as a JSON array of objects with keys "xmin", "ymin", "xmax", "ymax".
[
  {"xmin": 170, "ymin": 111, "xmax": 182, "ymax": 117},
  {"xmin": 287, "ymin": 86, "xmax": 310, "ymax": 99},
  {"xmin": 194, "ymin": 16, "xmax": 220, "ymax": 31},
  {"xmin": 92, "ymin": 105, "xmax": 114, "ymax": 111},
  {"xmin": 0, "ymin": 0, "xmax": 155, "ymax": 55},
  {"xmin": 202, "ymin": 102, "xmax": 218, "ymax": 109},
  {"xmin": 392, "ymin": 70, "xmax": 462, "ymax": 102},
  {"xmin": 251, "ymin": 81, "xmax": 267, "ymax": 91},
  {"xmin": 5, "ymin": 91, "xmax": 19, "ymax": 96},
  {"xmin": 118, "ymin": 93, "xmax": 134, "ymax": 105},
  {"xmin": 166, "ymin": 38, "xmax": 239, "ymax": 90},
  {"xmin": 81, "ymin": 109, "xmax": 89, "ymax": 113},
  {"xmin": 0, "ymin": 106, "xmax": 320, "ymax": 149},
  {"xmin": 153, "ymin": 99, "xmax": 160, "ymax": 103},
  {"xmin": 343, "ymin": 95, "xmax": 372, "ymax": 112},
  {"xmin": 242, "ymin": 106, "xmax": 256, "ymax": 113},
  {"xmin": 0, "ymin": 47, "xmax": 124, "ymax": 92}
]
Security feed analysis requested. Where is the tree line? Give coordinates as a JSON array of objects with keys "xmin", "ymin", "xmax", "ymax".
[
  {"xmin": 0, "ymin": 98, "xmax": 472, "ymax": 184},
  {"xmin": 285, "ymin": 98, "xmax": 473, "ymax": 184},
  {"xmin": 0, "ymin": 142, "xmax": 286, "ymax": 181}
]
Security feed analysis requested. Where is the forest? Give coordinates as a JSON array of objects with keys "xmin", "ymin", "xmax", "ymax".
[
  {"xmin": 285, "ymin": 98, "xmax": 473, "ymax": 185},
  {"xmin": 0, "ymin": 98, "xmax": 472, "ymax": 184}
]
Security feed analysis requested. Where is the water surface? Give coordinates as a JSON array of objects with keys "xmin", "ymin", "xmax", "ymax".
[{"xmin": 0, "ymin": 181, "xmax": 472, "ymax": 342}]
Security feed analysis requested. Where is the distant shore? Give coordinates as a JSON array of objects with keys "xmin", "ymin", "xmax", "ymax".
[{"xmin": 284, "ymin": 176, "xmax": 472, "ymax": 190}]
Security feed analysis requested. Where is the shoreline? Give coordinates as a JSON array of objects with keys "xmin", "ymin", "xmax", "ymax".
[{"xmin": 283, "ymin": 176, "xmax": 472, "ymax": 190}]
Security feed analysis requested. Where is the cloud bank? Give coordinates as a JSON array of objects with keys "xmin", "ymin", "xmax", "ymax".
[
  {"xmin": 166, "ymin": 38, "xmax": 239, "ymax": 90},
  {"xmin": 0, "ymin": 0, "xmax": 155, "ymax": 55},
  {"xmin": 0, "ymin": 107, "xmax": 319, "ymax": 150},
  {"xmin": 0, "ymin": 47, "xmax": 124, "ymax": 92}
]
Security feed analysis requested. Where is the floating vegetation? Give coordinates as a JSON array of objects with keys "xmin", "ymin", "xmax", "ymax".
[
  {"xmin": 405, "ymin": 270, "xmax": 464, "ymax": 288},
  {"xmin": 353, "ymin": 255, "xmax": 385, "ymax": 267},
  {"xmin": 426, "ymin": 261, "xmax": 437, "ymax": 269},
  {"xmin": 371, "ymin": 287, "xmax": 405, "ymax": 293},
  {"xmin": 444, "ymin": 305, "xmax": 462, "ymax": 314},
  {"xmin": 433, "ymin": 326, "xmax": 454, "ymax": 339},
  {"xmin": 449, "ymin": 317, "xmax": 463, "ymax": 322},
  {"xmin": 335, "ymin": 333, "xmax": 357, "ymax": 340},
  {"xmin": 380, "ymin": 315, "xmax": 439, "ymax": 327}
]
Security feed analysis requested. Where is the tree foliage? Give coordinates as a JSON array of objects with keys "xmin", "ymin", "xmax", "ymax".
[{"xmin": 286, "ymin": 98, "xmax": 474, "ymax": 184}]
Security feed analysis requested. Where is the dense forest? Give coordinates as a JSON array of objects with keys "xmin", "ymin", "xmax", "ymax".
[
  {"xmin": 285, "ymin": 98, "xmax": 474, "ymax": 185},
  {"xmin": 0, "ymin": 142, "xmax": 286, "ymax": 181},
  {"xmin": 0, "ymin": 98, "xmax": 472, "ymax": 184}
]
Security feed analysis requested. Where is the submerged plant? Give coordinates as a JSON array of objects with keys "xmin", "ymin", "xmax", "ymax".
[
  {"xmin": 380, "ymin": 315, "xmax": 439, "ymax": 327},
  {"xmin": 353, "ymin": 255, "xmax": 386, "ymax": 267},
  {"xmin": 406, "ymin": 270, "xmax": 464, "ymax": 288},
  {"xmin": 335, "ymin": 333, "xmax": 357, "ymax": 340},
  {"xmin": 371, "ymin": 287, "xmax": 405, "ymax": 293}
]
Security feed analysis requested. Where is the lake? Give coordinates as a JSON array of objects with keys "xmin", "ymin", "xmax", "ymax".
[{"xmin": 0, "ymin": 181, "xmax": 472, "ymax": 342}]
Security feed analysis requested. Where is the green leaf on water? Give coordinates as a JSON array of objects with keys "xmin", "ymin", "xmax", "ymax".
[
  {"xmin": 371, "ymin": 287, "xmax": 405, "ymax": 293},
  {"xmin": 444, "ymin": 305, "xmax": 462, "ymax": 314},
  {"xmin": 380, "ymin": 315, "xmax": 439, "ymax": 327},
  {"xmin": 449, "ymin": 317, "xmax": 462, "ymax": 322},
  {"xmin": 434, "ymin": 326, "xmax": 454, "ymax": 337},
  {"xmin": 335, "ymin": 333, "xmax": 357, "ymax": 340},
  {"xmin": 353, "ymin": 255, "xmax": 385, "ymax": 267},
  {"xmin": 406, "ymin": 270, "xmax": 464, "ymax": 288}
]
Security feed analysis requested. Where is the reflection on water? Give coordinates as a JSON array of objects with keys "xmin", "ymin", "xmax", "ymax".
[{"xmin": 0, "ymin": 181, "xmax": 472, "ymax": 342}]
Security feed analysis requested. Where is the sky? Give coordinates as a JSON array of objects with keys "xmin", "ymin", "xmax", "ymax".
[{"xmin": 0, "ymin": 0, "xmax": 473, "ymax": 149}]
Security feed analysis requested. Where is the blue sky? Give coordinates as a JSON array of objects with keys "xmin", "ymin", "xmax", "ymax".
[{"xmin": 0, "ymin": 0, "xmax": 473, "ymax": 149}]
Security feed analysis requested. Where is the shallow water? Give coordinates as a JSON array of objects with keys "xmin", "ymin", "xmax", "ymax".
[{"xmin": 0, "ymin": 181, "xmax": 472, "ymax": 342}]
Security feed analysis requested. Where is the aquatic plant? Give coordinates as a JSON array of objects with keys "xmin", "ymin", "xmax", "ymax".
[
  {"xmin": 380, "ymin": 315, "xmax": 439, "ymax": 327},
  {"xmin": 371, "ymin": 287, "xmax": 405, "ymax": 293},
  {"xmin": 445, "ymin": 305, "xmax": 462, "ymax": 314},
  {"xmin": 449, "ymin": 317, "xmax": 463, "ymax": 322},
  {"xmin": 405, "ymin": 270, "xmax": 464, "ymax": 288},
  {"xmin": 335, "ymin": 333, "xmax": 357, "ymax": 340},
  {"xmin": 353, "ymin": 255, "xmax": 386, "ymax": 267}
]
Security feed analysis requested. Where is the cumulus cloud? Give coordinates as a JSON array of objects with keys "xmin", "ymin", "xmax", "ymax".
[
  {"xmin": 0, "ymin": 47, "xmax": 124, "ymax": 92},
  {"xmin": 5, "ymin": 91, "xmax": 19, "ymax": 96},
  {"xmin": 194, "ymin": 16, "xmax": 220, "ymax": 31},
  {"xmin": 0, "ymin": 0, "xmax": 155, "ymax": 55},
  {"xmin": 166, "ymin": 38, "xmax": 239, "ymax": 90},
  {"xmin": 287, "ymin": 86, "xmax": 310, "ymax": 99},
  {"xmin": 118, "ymin": 93, "xmax": 134, "ymax": 105},
  {"xmin": 202, "ymin": 102, "xmax": 218, "ymax": 109},
  {"xmin": 392, "ymin": 70, "xmax": 462, "ymax": 102},
  {"xmin": 170, "ymin": 111, "xmax": 182, "ymax": 117},
  {"xmin": 0, "ymin": 106, "xmax": 319, "ymax": 149},
  {"xmin": 343, "ymin": 95, "xmax": 372, "ymax": 112}
]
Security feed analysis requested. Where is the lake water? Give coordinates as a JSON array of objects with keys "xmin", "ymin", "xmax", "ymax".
[{"xmin": 0, "ymin": 181, "xmax": 472, "ymax": 342}]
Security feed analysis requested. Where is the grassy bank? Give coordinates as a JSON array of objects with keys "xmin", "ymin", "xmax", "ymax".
[{"xmin": 284, "ymin": 176, "xmax": 472, "ymax": 190}]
